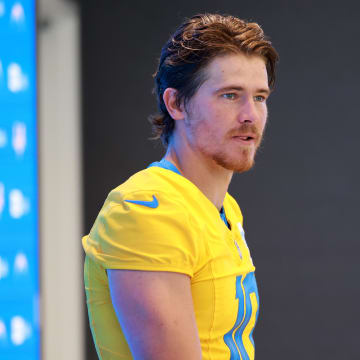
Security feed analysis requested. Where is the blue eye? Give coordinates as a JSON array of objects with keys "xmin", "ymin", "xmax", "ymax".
[
  {"xmin": 222, "ymin": 93, "xmax": 236, "ymax": 100},
  {"xmin": 254, "ymin": 95, "xmax": 266, "ymax": 102}
]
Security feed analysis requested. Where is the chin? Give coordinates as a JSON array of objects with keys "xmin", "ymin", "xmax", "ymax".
[
  {"xmin": 230, "ymin": 158, "xmax": 255, "ymax": 173},
  {"xmin": 233, "ymin": 160, "xmax": 255, "ymax": 173},
  {"xmin": 213, "ymin": 150, "xmax": 256, "ymax": 173}
]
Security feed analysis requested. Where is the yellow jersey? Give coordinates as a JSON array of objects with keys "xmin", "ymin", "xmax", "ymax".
[{"xmin": 82, "ymin": 163, "xmax": 259, "ymax": 360}]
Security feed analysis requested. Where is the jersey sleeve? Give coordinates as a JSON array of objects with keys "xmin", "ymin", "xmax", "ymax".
[{"xmin": 82, "ymin": 190, "xmax": 199, "ymax": 277}]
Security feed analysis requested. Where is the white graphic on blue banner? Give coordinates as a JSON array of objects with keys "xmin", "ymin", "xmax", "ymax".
[
  {"xmin": 11, "ymin": 316, "xmax": 32, "ymax": 345},
  {"xmin": 10, "ymin": 3, "xmax": 24, "ymax": 24},
  {"xmin": 7, "ymin": 63, "xmax": 28, "ymax": 92},
  {"xmin": 9, "ymin": 189, "xmax": 30, "ymax": 219},
  {"xmin": 14, "ymin": 253, "xmax": 28, "ymax": 274},
  {"xmin": 12, "ymin": 122, "xmax": 26, "ymax": 155}
]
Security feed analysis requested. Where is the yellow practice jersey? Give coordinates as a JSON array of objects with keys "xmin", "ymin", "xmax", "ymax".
[{"xmin": 82, "ymin": 164, "xmax": 259, "ymax": 360}]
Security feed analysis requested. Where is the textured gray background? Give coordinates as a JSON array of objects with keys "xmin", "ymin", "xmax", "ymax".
[{"xmin": 80, "ymin": 1, "xmax": 360, "ymax": 358}]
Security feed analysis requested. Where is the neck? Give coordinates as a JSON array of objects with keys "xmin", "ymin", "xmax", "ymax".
[{"xmin": 164, "ymin": 138, "xmax": 233, "ymax": 211}]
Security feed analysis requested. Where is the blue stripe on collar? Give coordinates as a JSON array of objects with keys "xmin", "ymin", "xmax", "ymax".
[{"xmin": 148, "ymin": 158, "xmax": 182, "ymax": 176}]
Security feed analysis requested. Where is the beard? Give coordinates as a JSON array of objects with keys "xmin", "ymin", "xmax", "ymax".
[
  {"xmin": 193, "ymin": 122, "xmax": 264, "ymax": 173},
  {"xmin": 184, "ymin": 106, "xmax": 266, "ymax": 173},
  {"xmin": 212, "ymin": 146, "xmax": 256, "ymax": 173},
  {"xmin": 213, "ymin": 123, "xmax": 264, "ymax": 173}
]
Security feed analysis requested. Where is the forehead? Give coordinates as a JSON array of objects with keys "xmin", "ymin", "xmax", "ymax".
[{"xmin": 202, "ymin": 52, "xmax": 268, "ymax": 90}]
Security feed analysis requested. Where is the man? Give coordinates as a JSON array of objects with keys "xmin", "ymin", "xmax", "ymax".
[{"xmin": 82, "ymin": 13, "xmax": 278, "ymax": 360}]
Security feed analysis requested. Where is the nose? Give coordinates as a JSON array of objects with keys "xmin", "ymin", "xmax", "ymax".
[{"xmin": 238, "ymin": 97, "xmax": 258, "ymax": 124}]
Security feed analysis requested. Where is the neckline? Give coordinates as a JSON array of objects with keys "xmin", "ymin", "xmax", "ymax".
[
  {"xmin": 148, "ymin": 158, "xmax": 182, "ymax": 176},
  {"xmin": 148, "ymin": 158, "xmax": 231, "ymax": 230}
]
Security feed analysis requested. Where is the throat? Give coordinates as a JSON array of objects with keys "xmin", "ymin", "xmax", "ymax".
[{"xmin": 165, "ymin": 142, "xmax": 233, "ymax": 210}]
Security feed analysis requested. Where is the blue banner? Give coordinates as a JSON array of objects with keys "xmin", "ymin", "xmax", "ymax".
[{"xmin": 0, "ymin": 0, "xmax": 40, "ymax": 359}]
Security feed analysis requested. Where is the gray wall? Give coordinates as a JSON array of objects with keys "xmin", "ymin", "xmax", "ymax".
[
  {"xmin": 80, "ymin": 1, "xmax": 360, "ymax": 358},
  {"xmin": 38, "ymin": 0, "xmax": 84, "ymax": 358}
]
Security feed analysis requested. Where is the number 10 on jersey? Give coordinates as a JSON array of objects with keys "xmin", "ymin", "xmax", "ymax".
[{"xmin": 224, "ymin": 272, "xmax": 259, "ymax": 360}]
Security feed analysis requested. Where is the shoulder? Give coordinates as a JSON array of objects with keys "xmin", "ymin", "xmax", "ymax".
[
  {"xmin": 83, "ymin": 167, "xmax": 202, "ymax": 274},
  {"xmin": 93, "ymin": 167, "xmax": 193, "ymax": 237},
  {"xmin": 107, "ymin": 166, "xmax": 187, "ymax": 207}
]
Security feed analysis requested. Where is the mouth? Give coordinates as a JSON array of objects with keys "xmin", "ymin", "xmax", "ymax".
[{"xmin": 232, "ymin": 134, "xmax": 256, "ymax": 144}]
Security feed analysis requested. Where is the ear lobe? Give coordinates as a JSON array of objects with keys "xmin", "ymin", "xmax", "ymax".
[{"xmin": 162, "ymin": 88, "xmax": 185, "ymax": 121}]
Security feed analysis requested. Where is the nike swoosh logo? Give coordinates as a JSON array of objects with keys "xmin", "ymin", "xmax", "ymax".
[{"xmin": 124, "ymin": 195, "xmax": 159, "ymax": 208}]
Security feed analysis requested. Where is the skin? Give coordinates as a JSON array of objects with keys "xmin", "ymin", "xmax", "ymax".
[
  {"xmin": 108, "ymin": 270, "xmax": 201, "ymax": 360},
  {"xmin": 108, "ymin": 53, "xmax": 270, "ymax": 360}
]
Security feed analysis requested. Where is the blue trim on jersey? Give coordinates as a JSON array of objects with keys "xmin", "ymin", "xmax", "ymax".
[
  {"xmin": 148, "ymin": 159, "xmax": 182, "ymax": 176},
  {"xmin": 220, "ymin": 206, "xmax": 230, "ymax": 228},
  {"xmin": 148, "ymin": 159, "xmax": 230, "ymax": 228}
]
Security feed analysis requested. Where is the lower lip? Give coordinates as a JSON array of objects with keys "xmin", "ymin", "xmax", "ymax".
[{"xmin": 232, "ymin": 137, "xmax": 256, "ymax": 146}]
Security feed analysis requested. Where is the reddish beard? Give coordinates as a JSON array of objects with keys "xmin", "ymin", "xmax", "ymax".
[{"xmin": 213, "ymin": 123, "xmax": 264, "ymax": 173}]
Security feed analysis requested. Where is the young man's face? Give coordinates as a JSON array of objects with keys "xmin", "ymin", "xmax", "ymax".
[{"xmin": 183, "ymin": 52, "xmax": 270, "ymax": 173}]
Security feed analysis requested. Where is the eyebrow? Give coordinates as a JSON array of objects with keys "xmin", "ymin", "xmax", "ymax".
[{"xmin": 215, "ymin": 86, "xmax": 271, "ymax": 96}]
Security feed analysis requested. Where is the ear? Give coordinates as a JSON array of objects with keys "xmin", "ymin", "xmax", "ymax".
[{"xmin": 162, "ymin": 88, "xmax": 185, "ymax": 121}]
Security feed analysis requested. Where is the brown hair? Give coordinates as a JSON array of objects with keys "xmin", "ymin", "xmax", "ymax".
[{"xmin": 149, "ymin": 13, "xmax": 279, "ymax": 146}]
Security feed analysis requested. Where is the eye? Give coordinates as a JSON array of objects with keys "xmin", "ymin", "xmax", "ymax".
[
  {"xmin": 222, "ymin": 93, "xmax": 237, "ymax": 100},
  {"xmin": 254, "ymin": 95, "xmax": 266, "ymax": 102}
]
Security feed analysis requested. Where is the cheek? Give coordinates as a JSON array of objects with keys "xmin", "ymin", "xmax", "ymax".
[
  {"xmin": 258, "ymin": 107, "xmax": 268, "ymax": 132},
  {"xmin": 189, "ymin": 102, "xmax": 228, "ymax": 143},
  {"xmin": 197, "ymin": 108, "xmax": 223, "ymax": 133}
]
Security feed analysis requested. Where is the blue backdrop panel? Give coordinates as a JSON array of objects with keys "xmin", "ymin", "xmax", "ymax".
[{"xmin": 0, "ymin": 0, "xmax": 39, "ymax": 359}]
